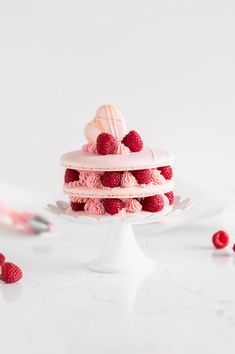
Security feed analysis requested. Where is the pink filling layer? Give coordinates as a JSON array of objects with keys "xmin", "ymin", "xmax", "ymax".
[
  {"xmin": 66, "ymin": 167, "xmax": 173, "ymax": 215},
  {"xmin": 84, "ymin": 198, "xmax": 105, "ymax": 215},
  {"xmin": 69, "ymin": 195, "xmax": 171, "ymax": 215},
  {"xmin": 65, "ymin": 168, "xmax": 168, "ymax": 190}
]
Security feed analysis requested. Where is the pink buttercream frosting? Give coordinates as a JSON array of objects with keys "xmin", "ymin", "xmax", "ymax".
[
  {"xmin": 120, "ymin": 171, "xmax": 137, "ymax": 188},
  {"xmin": 64, "ymin": 181, "xmax": 80, "ymax": 188},
  {"xmin": 79, "ymin": 171, "xmax": 101, "ymax": 188},
  {"xmin": 84, "ymin": 198, "xmax": 105, "ymax": 215},
  {"xmin": 162, "ymin": 194, "xmax": 170, "ymax": 208},
  {"xmin": 125, "ymin": 199, "xmax": 142, "ymax": 213},
  {"xmin": 82, "ymin": 141, "xmax": 130, "ymax": 155},
  {"xmin": 115, "ymin": 142, "xmax": 130, "ymax": 155},
  {"xmin": 70, "ymin": 196, "xmax": 88, "ymax": 203},
  {"xmin": 118, "ymin": 208, "xmax": 126, "ymax": 216},
  {"xmin": 82, "ymin": 143, "xmax": 97, "ymax": 153},
  {"xmin": 151, "ymin": 169, "xmax": 166, "ymax": 185}
]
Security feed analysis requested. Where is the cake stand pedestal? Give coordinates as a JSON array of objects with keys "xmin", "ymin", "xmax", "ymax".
[
  {"xmin": 47, "ymin": 196, "xmax": 192, "ymax": 274},
  {"xmin": 90, "ymin": 224, "xmax": 154, "ymax": 273}
]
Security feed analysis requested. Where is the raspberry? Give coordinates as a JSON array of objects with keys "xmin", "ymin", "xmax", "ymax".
[
  {"xmin": 0, "ymin": 262, "xmax": 23, "ymax": 284},
  {"xmin": 142, "ymin": 195, "xmax": 164, "ymax": 212},
  {"xmin": 101, "ymin": 172, "xmax": 121, "ymax": 188},
  {"xmin": 138, "ymin": 198, "xmax": 144, "ymax": 205},
  {"xmin": 233, "ymin": 244, "xmax": 235, "ymax": 253},
  {"xmin": 212, "ymin": 231, "xmax": 229, "ymax": 249},
  {"xmin": 96, "ymin": 133, "xmax": 117, "ymax": 155},
  {"xmin": 131, "ymin": 169, "xmax": 152, "ymax": 184},
  {"xmin": 122, "ymin": 130, "xmax": 143, "ymax": 152},
  {"xmin": 165, "ymin": 191, "xmax": 174, "ymax": 205},
  {"xmin": 102, "ymin": 198, "xmax": 124, "ymax": 215},
  {"xmin": 158, "ymin": 166, "xmax": 173, "ymax": 180},
  {"xmin": 71, "ymin": 202, "xmax": 85, "ymax": 211},
  {"xmin": 64, "ymin": 169, "xmax": 80, "ymax": 183},
  {"xmin": 0, "ymin": 253, "xmax": 5, "ymax": 266}
]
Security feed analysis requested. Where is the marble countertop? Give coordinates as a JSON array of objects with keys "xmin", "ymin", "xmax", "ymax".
[{"xmin": 0, "ymin": 181, "xmax": 235, "ymax": 354}]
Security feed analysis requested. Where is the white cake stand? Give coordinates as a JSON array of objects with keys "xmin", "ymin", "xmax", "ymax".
[{"xmin": 47, "ymin": 195, "xmax": 193, "ymax": 274}]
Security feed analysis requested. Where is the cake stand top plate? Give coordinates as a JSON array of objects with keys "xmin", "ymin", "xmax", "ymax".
[{"xmin": 47, "ymin": 195, "xmax": 193, "ymax": 226}]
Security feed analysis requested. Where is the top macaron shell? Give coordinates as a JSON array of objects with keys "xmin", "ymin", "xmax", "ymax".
[{"xmin": 60, "ymin": 147, "xmax": 174, "ymax": 172}]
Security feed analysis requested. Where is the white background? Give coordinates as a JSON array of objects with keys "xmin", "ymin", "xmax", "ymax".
[
  {"xmin": 0, "ymin": 0, "xmax": 235, "ymax": 196},
  {"xmin": 1, "ymin": 3, "xmax": 235, "ymax": 353}
]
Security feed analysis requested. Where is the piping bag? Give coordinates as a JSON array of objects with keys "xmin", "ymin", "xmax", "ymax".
[{"xmin": 0, "ymin": 202, "xmax": 53, "ymax": 235}]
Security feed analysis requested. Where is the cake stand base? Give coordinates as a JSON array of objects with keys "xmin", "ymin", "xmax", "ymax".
[
  {"xmin": 46, "ymin": 196, "xmax": 193, "ymax": 274},
  {"xmin": 89, "ymin": 224, "xmax": 155, "ymax": 274}
]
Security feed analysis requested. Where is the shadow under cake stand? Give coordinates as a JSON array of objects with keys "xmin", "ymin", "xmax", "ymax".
[{"xmin": 47, "ymin": 195, "xmax": 193, "ymax": 274}]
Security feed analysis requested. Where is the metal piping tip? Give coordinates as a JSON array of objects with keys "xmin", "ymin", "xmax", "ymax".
[{"xmin": 30, "ymin": 215, "xmax": 54, "ymax": 235}]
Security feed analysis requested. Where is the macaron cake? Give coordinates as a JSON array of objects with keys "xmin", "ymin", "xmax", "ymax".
[{"xmin": 61, "ymin": 104, "xmax": 174, "ymax": 216}]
